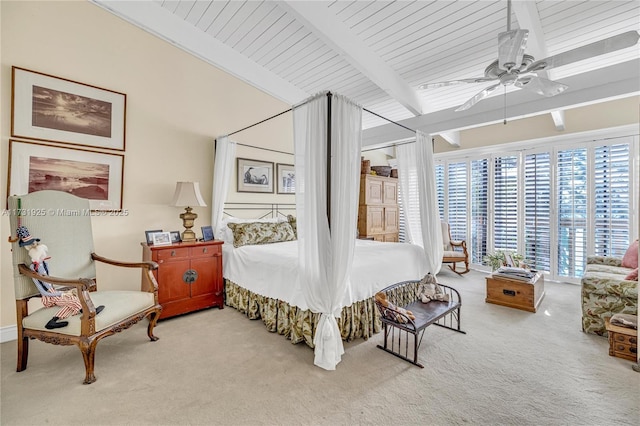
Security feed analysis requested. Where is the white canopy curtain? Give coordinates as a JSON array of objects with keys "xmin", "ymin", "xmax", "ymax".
[
  {"xmin": 396, "ymin": 131, "xmax": 443, "ymax": 274},
  {"xmin": 293, "ymin": 92, "xmax": 363, "ymax": 370},
  {"xmin": 211, "ymin": 135, "xmax": 237, "ymax": 239}
]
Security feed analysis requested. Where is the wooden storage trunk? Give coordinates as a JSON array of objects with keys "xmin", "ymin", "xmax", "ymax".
[
  {"xmin": 605, "ymin": 317, "xmax": 638, "ymax": 361},
  {"xmin": 485, "ymin": 274, "xmax": 544, "ymax": 313}
]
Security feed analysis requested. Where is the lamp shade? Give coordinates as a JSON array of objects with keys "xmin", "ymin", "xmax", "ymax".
[{"xmin": 170, "ymin": 182, "xmax": 207, "ymax": 207}]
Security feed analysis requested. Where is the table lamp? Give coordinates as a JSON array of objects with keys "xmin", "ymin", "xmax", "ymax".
[{"xmin": 170, "ymin": 182, "xmax": 207, "ymax": 242}]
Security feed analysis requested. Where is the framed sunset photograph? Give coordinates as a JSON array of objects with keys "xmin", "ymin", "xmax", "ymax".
[{"xmin": 8, "ymin": 139, "xmax": 124, "ymax": 211}]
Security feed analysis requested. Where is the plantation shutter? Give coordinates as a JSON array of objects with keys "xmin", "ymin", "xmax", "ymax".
[
  {"xmin": 435, "ymin": 162, "xmax": 445, "ymax": 220},
  {"xmin": 556, "ymin": 148, "xmax": 588, "ymax": 278},
  {"xmin": 524, "ymin": 152, "xmax": 551, "ymax": 272},
  {"xmin": 447, "ymin": 161, "xmax": 467, "ymax": 242},
  {"xmin": 594, "ymin": 143, "xmax": 630, "ymax": 257},
  {"xmin": 470, "ymin": 159, "xmax": 489, "ymax": 264},
  {"xmin": 493, "ymin": 156, "xmax": 518, "ymax": 253}
]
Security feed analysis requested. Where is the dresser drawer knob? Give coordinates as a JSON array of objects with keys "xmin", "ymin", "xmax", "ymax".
[
  {"xmin": 203, "ymin": 248, "xmax": 208, "ymax": 254},
  {"xmin": 630, "ymin": 337, "xmax": 637, "ymax": 344},
  {"xmin": 171, "ymin": 250, "xmax": 176, "ymax": 257}
]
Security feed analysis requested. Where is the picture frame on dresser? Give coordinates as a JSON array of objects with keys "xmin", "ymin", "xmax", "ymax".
[
  {"xmin": 201, "ymin": 226, "xmax": 214, "ymax": 242},
  {"xmin": 145, "ymin": 229, "xmax": 163, "ymax": 245},
  {"xmin": 170, "ymin": 231, "xmax": 182, "ymax": 244},
  {"xmin": 7, "ymin": 139, "xmax": 124, "ymax": 211},
  {"xmin": 11, "ymin": 66, "xmax": 126, "ymax": 151},
  {"xmin": 152, "ymin": 231, "xmax": 172, "ymax": 246}
]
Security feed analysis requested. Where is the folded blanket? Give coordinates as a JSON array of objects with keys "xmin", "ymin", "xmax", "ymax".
[{"xmin": 610, "ymin": 313, "xmax": 638, "ymax": 329}]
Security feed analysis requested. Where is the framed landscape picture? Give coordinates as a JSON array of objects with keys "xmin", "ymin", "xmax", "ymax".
[
  {"xmin": 276, "ymin": 163, "xmax": 295, "ymax": 194},
  {"xmin": 237, "ymin": 158, "xmax": 274, "ymax": 193},
  {"xmin": 11, "ymin": 66, "xmax": 126, "ymax": 151},
  {"xmin": 8, "ymin": 139, "xmax": 124, "ymax": 211}
]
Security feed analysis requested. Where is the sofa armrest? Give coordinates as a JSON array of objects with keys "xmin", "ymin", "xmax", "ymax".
[{"xmin": 587, "ymin": 255, "xmax": 622, "ymax": 267}]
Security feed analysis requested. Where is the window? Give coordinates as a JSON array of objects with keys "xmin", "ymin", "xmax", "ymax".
[
  {"xmin": 447, "ymin": 161, "xmax": 467, "ymax": 241},
  {"xmin": 556, "ymin": 148, "xmax": 588, "ymax": 278},
  {"xmin": 470, "ymin": 159, "xmax": 488, "ymax": 264},
  {"xmin": 524, "ymin": 152, "xmax": 551, "ymax": 272},
  {"xmin": 593, "ymin": 143, "xmax": 630, "ymax": 257},
  {"xmin": 433, "ymin": 131, "xmax": 636, "ymax": 281},
  {"xmin": 493, "ymin": 156, "xmax": 518, "ymax": 253}
]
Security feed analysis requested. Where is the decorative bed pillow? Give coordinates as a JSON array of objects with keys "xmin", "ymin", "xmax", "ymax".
[
  {"xmin": 621, "ymin": 239, "xmax": 638, "ymax": 269},
  {"xmin": 228, "ymin": 221, "xmax": 296, "ymax": 248},
  {"xmin": 287, "ymin": 214, "xmax": 297, "ymax": 238},
  {"xmin": 220, "ymin": 217, "xmax": 285, "ymax": 244}
]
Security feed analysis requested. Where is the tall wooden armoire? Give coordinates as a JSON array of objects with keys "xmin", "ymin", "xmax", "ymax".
[{"xmin": 357, "ymin": 174, "xmax": 399, "ymax": 242}]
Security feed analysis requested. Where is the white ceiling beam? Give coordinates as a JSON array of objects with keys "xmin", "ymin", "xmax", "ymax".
[
  {"xmin": 512, "ymin": 0, "xmax": 565, "ymax": 131},
  {"xmin": 438, "ymin": 131, "xmax": 461, "ymax": 148},
  {"xmin": 278, "ymin": 1, "xmax": 423, "ymax": 116},
  {"xmin": 90, "ymin": 0, "xmax": 308, "ymax": 105},
  {"xmin": 362, "ymin": 60, "xmax": 640, "ymax": 147}
]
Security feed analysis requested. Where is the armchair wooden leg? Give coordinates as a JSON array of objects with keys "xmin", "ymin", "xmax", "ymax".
[
  {"xmin": 17, "ymin": 335, "xmax": 28, "ymax": 372},
  {"xmin": 78, "ymin": 338, "xmax": 99, "ymax": 384},
  {"xmin": 146, "ymin": 308, "xmax": 162, "ymax": 341}
]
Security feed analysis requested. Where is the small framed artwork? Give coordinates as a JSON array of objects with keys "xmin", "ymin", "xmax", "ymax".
[
  {"xmin": 145, "ymin": 229, "xmax": 163, "ymax": 245},
  {"xmin": 201, "ymin": 226, "xmax": 214, "ymax": 242},
  {"xmin": 11, "ymin": 66, "xmax": 126, "ymax": 151},
  {"xmin": 237, "ymin": 158, "xmax": 274, "ymax": 193},
  {"xmin": 276, "ymin": 163, "xmax": 295, "ymax": 194},
  {"xmin": 8, "ymin": 139, "xmax": 124, "ymax": 211},
  {"xmin": 152, "ymin": 231, "xmax": 172, "ymax": 246},
  {"xmin": 170, "ymin": 231, "xmax": 182, "ymax": 243}
]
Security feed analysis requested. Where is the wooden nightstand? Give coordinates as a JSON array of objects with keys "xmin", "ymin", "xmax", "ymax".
[{"xmin": 142, "ymin": 240, "xmax": 224, "ymax": 319}]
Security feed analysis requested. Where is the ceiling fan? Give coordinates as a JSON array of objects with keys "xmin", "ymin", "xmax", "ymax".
[{"xmin": 419, "ymin": 0, "xmax": 640, "ymax": 112}]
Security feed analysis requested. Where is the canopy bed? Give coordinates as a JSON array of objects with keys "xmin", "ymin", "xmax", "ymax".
[{"xmin": 212, "ymin": 92, "xmax": 443, "ymax": 370}]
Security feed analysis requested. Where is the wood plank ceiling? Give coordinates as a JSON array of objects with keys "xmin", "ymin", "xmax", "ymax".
[{"xmin": 94, "ymin": 0, "xmax": 640, "ymax": 142}]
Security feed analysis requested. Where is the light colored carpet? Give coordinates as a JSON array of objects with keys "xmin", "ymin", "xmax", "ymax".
[{"xmin": 1, "ymin": 269, "xmax": 638, "ymax": 425}]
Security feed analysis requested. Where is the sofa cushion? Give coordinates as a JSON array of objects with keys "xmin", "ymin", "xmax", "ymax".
[
  {"xmin": 621, "ymin": 239, "xmax": 638, "ymax": 269},
  {"xmin": 581, "ymin": 271, "xmax": 638, "ymax": 300}
]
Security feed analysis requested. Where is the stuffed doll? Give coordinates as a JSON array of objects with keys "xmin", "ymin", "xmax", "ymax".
[
  {"xmin": 16, "ymin": 226, "xmax": 103, "ymax": 329},
  {"xmin": 375, "ymin": 292, "xmax": 415, "ymax": 324},
  {"xmin": 416, "ymin": 273, "xmax": 450, "ymax": 303}
]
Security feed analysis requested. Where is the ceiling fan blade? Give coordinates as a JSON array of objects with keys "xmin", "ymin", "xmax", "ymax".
[
  {"xmin": 455, "ymin": 83, "xmax": 502, "ymax": 112},
  {"xmin": 419, "ymin": 77, "xmax": 496, "ymax": 89},
  {"xmin": 515, "ymin": 76, "xmax": 568, "ymax": 97},
  {"xmin": 524, "ymin": 30, "xmax": 640, "ymax": 73},
  {"xmin": 498, "ymin": 29, "xmax": 529, "ymax": 71}
]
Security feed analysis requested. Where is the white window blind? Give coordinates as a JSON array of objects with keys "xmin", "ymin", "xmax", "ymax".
[
  {"xmin": 435, "ymin": 163, "xmax": 445, "ymax": 220},
  {"xmin": 447, "ymin": 162, "xmax": 467, "ymax": 241},
  {"xmin": 594, "ymin": 143, "xmax": 630, "ymax": 257},
  {"xmin": 470, "ymin": 159, "xmax": 489, "ymax": 264},
  {"xmin": 493, "ymin": 156, "xmax": 518, "ymax": 253},
  {"xmin": 524, "ymin": 152, "xmax": 551, "ymax": 272},
  {"xmin": 556, "ymin": 148, "xmax": 588, "ymax": 278}
]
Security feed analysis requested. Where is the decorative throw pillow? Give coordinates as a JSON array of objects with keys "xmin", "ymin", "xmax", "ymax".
[
  {"xmin": 625, "ymin": 268, "xmax": 638, "ymax": 281},
  {"xmin": 220, "ymin": 217, "xmax": 285, "ymax": 244},
  {"xmin": 228, "ymin": 221, "xmax": 296, "ymax": 248},
  {"xmin": 287, "ymin": 214, "xmax": 297, "ymax": 238},
  {"xmin": 621, "ymin": 239, "xmax": 638, "ymax": 269}
]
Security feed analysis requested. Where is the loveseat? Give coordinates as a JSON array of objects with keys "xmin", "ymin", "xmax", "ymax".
[{"xmin": 581, "ymin": 256, "xmax": 637, "ymax": 336}]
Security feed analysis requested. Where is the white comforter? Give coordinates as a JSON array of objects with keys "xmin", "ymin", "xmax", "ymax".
[{"xmin": 222, "ymin": 239, "xmax": 428, "ymax": 310}]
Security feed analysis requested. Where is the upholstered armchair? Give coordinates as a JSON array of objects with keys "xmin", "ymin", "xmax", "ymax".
[
  {"xmin": 8, "ymin": 191, "xmax": 162, "ymax": 384},
  {"xmin": 441, "ymin": 221, "xmax": 469, "ymax": 274}
]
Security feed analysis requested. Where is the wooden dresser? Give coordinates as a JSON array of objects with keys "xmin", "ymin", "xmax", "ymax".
[
  {"xmin": 142, "ymin": 240, "xmax": 224, "ymax": 319},
  {"xmin": 357, "ymin": 174, "xmax": 399, "ymax": 242}
]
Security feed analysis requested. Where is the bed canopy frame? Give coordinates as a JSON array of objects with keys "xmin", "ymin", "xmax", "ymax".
[{"xmin": 212, "ymin": 92, "xmax": 442, "ymax": 370}]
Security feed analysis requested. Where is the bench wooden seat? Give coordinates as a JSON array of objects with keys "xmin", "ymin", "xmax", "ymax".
[{"xmin": 375, "ymin": 280, "xmax": 466, "ymax": 367}]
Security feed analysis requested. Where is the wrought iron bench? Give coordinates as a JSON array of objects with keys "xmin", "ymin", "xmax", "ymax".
[{"xmin": 374, "ymin": 280, "xmax": 466, "ymax": 368}]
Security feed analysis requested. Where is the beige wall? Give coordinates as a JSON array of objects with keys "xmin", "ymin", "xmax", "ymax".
[
  {"xmin": 434, "ymin": 96, "xmax": 640, "ymax": 153},
  {"xmin": 0, "ymin": 1, "xmax": 292, "ymax": 329}
]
